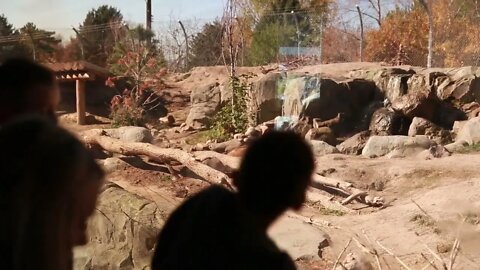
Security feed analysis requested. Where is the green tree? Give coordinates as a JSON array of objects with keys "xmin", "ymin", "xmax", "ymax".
[
  {"xmin": 189, "ymin": 21, "xmax": 225, "ymax": 67},
  {"xmin": 248, "ymin": 22, "xmax": 295, "ymax": 65},
  {"xmin": 247, "ymin": 0, "xmax": 314, "ymax": 65},
  {"xmin": 76, "ymin": 5, "xmax": 124, "ymax": 66},
  {"xmin": 19, "ymin": 22, "xmax": 61, "ymax": 62},
  {"xmin": 0, "ymin": 14, "xmax": 28, "ymax": 62}
]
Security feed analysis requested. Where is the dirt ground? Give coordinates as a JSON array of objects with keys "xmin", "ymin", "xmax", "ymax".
[
  {"xmin": 106, "ymin": 152, "xmax": 480, "ymax": 269},
  {"xmin": 63, "ymin": 63, "xmax": 480, "ymax": 269}
]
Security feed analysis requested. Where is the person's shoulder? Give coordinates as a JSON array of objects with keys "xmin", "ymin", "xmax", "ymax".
[
  {"xmin": 174, "ymin": 185, "xmax": 236, "ymax": 215},
  {"xmin": 246, "ymin": 249, "xmax": 297, "ymax": 270},
  {"xmin": 188, "ymin": 185, "xmax": 235, "ymax": 204}
]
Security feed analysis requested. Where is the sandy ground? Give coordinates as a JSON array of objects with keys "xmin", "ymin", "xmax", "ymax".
[
  {"xmin": 83, "ymin": 146, "xmax": 480, "ymax": 269},
  {"xmin": 63, "ymin": 63, "xmax": 480, "ymax": 269}
]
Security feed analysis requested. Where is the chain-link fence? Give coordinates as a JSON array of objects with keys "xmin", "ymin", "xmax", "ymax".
[{"xmin": 132, "ymin": 3, "xmax": 480, "ymax": 70}]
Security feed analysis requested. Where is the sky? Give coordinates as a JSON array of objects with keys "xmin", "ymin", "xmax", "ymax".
[{"xmin": 1, "ymin": 0, "xmax": 226, "ymax": 40}]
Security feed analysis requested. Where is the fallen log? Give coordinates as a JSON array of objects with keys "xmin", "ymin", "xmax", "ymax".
[
  {"xmin": 190, "ymin": 152, "xmax": 382, "ymax": 207},
  {"xmin": 188, "ymin": 151, "xmax": 384, "ymax": 207},
  {"xmin": 306, "ymin": 189, "xmax": 354, "ymax": 214},
  {"xmin": 312, "ymin": 175, "xmax": 384, "ymax": 207},
  {"xmin": 192, "ymin": 151, "xmax": 241, "ymax": 169},
  {"xmin": 312, "ymin": 175, "xmax": 354, "ymax": 191},
  {"xmin": 83, "ymin": 134, "xmax": 234, "ymax": 189}
]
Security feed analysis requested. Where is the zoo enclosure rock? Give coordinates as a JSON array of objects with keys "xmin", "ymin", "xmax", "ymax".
[
  {"xmin": 369, "ymin": 107, "xmax": 406, "ymax": 135},
  {"xmin": 105, "ymin": 126, "xmax": 153, "ymax": 144},
  {"xmin": 408, "ymin": 117, "xmax": 453, "ymax": 145},
  {"xmin": 249, "ymin": 73, "xmax": 283, "ymax": 124},
  {"xmin": 310, "ymin": 140, "xmax": 340, "ymax": 156},
  {"xmin": 282, "ymin": 76, "xmax": 377, "ymax": 134},
  {"xmin": 456, "ymin": 116, "xmax": 480, "ymax": 145},
  {"xmin": 336, "ymin": 131, "xmax": 371, "ymax": 155},
  {"xmin": 186, "ymin": 82, "xmax": 221, "ymax": 129},
  {"xmin": 74, "ymin": 182, "xmax": 166, "ymax": 270},
  {"xmin": 362, "ymin": 135, "xmax": 435, "ymax": 158}
]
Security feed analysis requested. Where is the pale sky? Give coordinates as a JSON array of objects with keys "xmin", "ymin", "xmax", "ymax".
[{"xmin": 1, "ymin": 0, "xmax": 226, "ymax": 40}]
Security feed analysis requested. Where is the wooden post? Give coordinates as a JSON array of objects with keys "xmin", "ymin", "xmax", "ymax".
[
  {"xmin": 76, "ymin": 80, "xmax": 86, "ymax": 125},
  {"xmin": 356, "ymin": 5, "xmax": 364, "ymax": 62}
]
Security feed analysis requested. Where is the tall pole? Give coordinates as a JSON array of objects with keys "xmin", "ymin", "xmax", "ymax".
[
  {"xmin": 178, "ymin": 20, "xmax": 189, "ymax": 71},
  {"xmin": 419, "ymin": 0, "xmax": 433, "ymax": 68},
  {"xmin": 319, "ymin": 15, "xmax": 324, "ymax": 63},
  {"xmin": 146, "ymin": 0, "xmax": 152, "ymax": 45},
  {"xmin": 146, "ymin": 0, "xmax": 152, "ymax": 30},
  {"xmin": 72, "ymin": 27, "xmax": 85, "ymax": 60},
  {"xmin": 27, "ymin": 33, "xmax": 36, "ymax": 61},
  {"xmin": 291, "ymin": 11, "xmax": 300, "ymax": 59},
  {"xmin": 356, "ymin": 5, "xmax": 364, "ymax": 62}
]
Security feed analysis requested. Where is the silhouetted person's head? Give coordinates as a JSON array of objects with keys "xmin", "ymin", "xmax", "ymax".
[
  {"xmin": 0, "ymin": 58, "xmax": 60, "ymax": 124},
  {"xmin": 233, "ymin": 131, "xmax": 315, "ymax": 223},
  {"xmin": 0, "ymin": 117, "xmax": 104, "ymax": 270}
]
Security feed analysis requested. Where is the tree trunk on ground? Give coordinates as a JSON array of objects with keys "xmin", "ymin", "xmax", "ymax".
[
  {"xmin": 312, "ymin": 175, "xmax": 384, "ymax": 207},
  {"xmin": 82, "ymin": 133, "xmax": 234, "ymax": 188},
  {"xmin": 190, "ymin": 151, "xmax": 383, "ymax": 207},
  {"xmin": 193, "ymin": 151, "xmax": 241, "ymax": 169}
]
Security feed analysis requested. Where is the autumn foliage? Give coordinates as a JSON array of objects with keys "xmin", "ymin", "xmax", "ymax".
[{"xmin": 365, "ymin": 0, "xmax": 480, "ymax": 67}]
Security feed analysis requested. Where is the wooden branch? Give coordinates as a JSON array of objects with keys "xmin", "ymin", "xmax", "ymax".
[
  {"xmin": 83, "ymin": 134, "xmax": 234, "ymax": 189},
  {"xmin": 448, "ymin": 238, "xmax": 461, "ymax": 270},
  {"xmin": 342, "ymin": 192, "xmax": 368, "ymax": 205},
  {"xmin": 424, "ymin": 244, "xmax": 447, "ymax": 270},
  {"xmin": 411, "ymin": 199, "xmax": 436, "ymax": 221},
  {"xmin": 312, "ymin": 175, "xmax": 384, "ymax": 207},
  {"xmin": 332, "ymin": 239, "xmax": 352, "ymax": 270},
  {"xmin": 359, "ymin": 231, "xmax": 382, "ymax": 270},
  {"xmin": 313, "ymin": 174, "xmax": 354, "ymax": 190},
  {"xmin": 376, "ymin": 241, "xmax": 413, "ymax": 270},
  {"xmin": 421, "ymin": 253, "xmax": 439, "ymax": 270},
  {"xmin": 192, "ymin": 151, "xmax": 240, "ymax": 169},
  {"xmin": 306, "ymin": 188, "xmax": 354, "ymax": 214}
]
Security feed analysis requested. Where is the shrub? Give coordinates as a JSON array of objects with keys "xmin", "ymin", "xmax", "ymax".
[{"xmin": 208, "ymin": 75, "xmax": 252, "ymax": 141}]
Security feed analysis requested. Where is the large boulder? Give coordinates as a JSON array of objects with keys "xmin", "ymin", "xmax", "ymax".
[
  {"xmin": 101, "ymin": 157, "xmax": 130, "ymax": 173},
  {"xmin": 436, "ymin": 67, "xmax": 480, "ymax": 103},
  {"xmin": 369, "ymin": 107, "xmax": 406, "ymax": 135},
  {"xmin": 105, "ymin": 126, "xmax": 153, "ymax": 143},
  {"xmin": 456, "ymin": 117, "xmax": 480, "ymax": 145},
  {"xmin": 74, "ymin": 182, "xmax": 166, "ymax": 270},
  {"xmin": 417, "ymin": 145, "xmax": 452, "ymax": 160},
  {"xmin": 391, "ymin": 90, "xmax": 438, "ymax": 121},
  {"xmin": 310, "ymin": 140, "xmax": 340, "ymax": 156},
  {"xmin": 362, "ymin": 135, "xmax": 435, "ymax": 158},
  {"xmin": 283, "ymin": 76, "xmax": 308, "ymax": 117},
  {"xmin": 453, "ymin": 120, "xmax": 468, "ymax": 135},
  {"xmin": 250, "ymin": 73, "xmax": 283, "ymax": 123},
  {"xmin": 305, "ymin": 127, "xmax": 336, "ymax": 145},
  {"xmin": 186, "ymin": 82, "xmax": 221, "ymax": 129},
  {"xmin": 408, "ymin": 117, "xmax": 452, "ymax": 145},
  {"xmin": 336, "ymin": 131, "xmax": 371, "ymax": 155},
  {"xmin": 445, "ymin": 140, "xmax": 469, "ymax": 153},
  {"xmin": 282, "ymin": 75, "xmax": 376, "ymax": 129},
  {"xmin": 366, "ymin": 68, "xmax": 416, "ymax": 101}
]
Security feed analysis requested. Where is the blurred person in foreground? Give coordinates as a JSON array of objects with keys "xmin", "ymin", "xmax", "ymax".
[
  {"xmin": 0, "ymin": 58, "xmax": 60, "ymax": 125},
  {"xmin": 152, "ymin": 131, "xmax": 315, "ymax": 270},
  {"xmin": 0, "ymin": 117, "xmax": 105, "ymax": 270}
]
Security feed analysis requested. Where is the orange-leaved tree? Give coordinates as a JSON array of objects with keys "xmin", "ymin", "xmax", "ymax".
[
  {"xmin": 365, "ymin": 0, "xmax": 480, "ymax": 67},
  {"xmin": 365, "ymin": 4, "xmax": 428, "ymax": 66}
]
